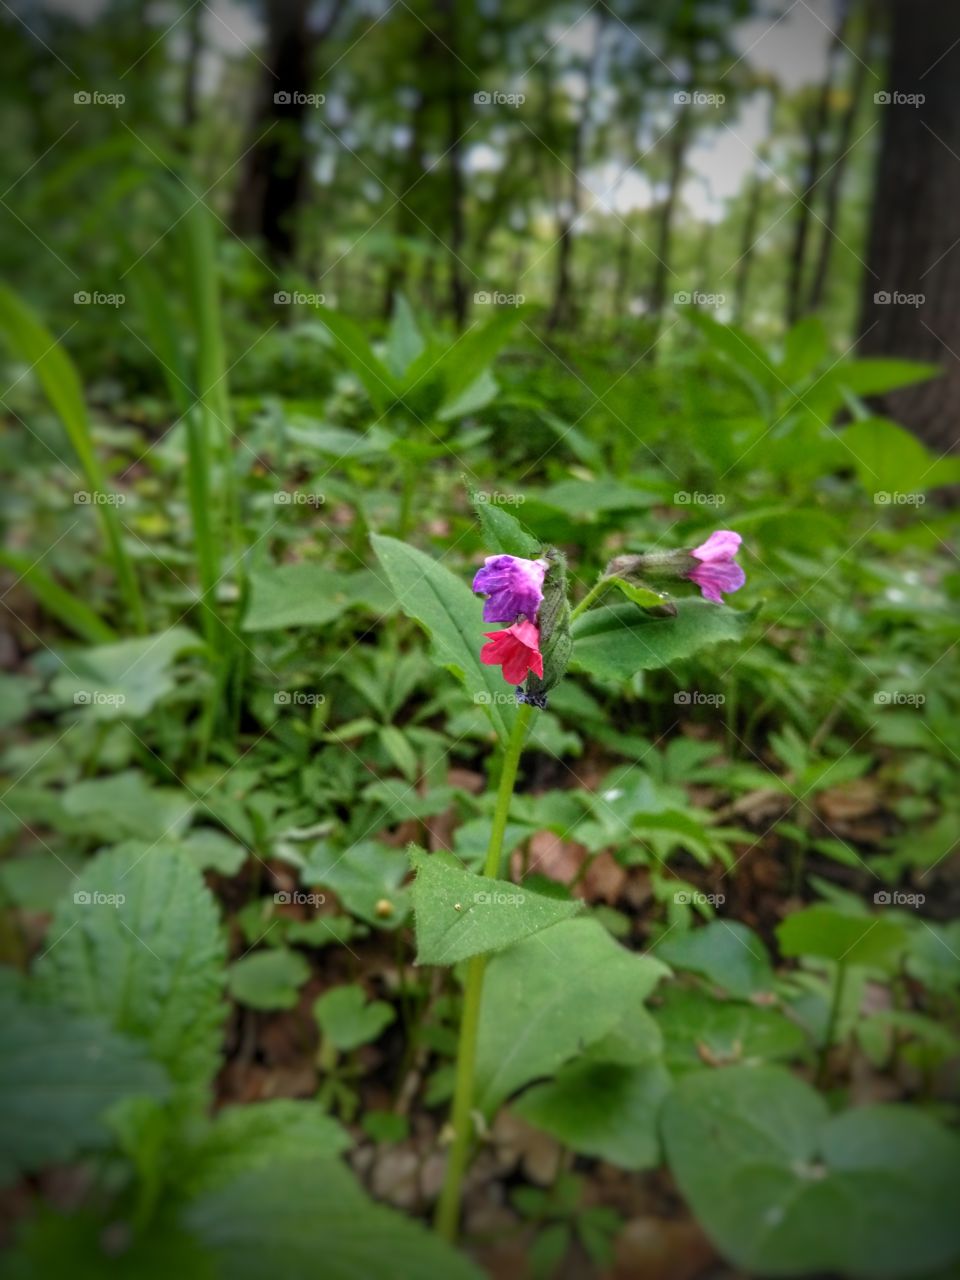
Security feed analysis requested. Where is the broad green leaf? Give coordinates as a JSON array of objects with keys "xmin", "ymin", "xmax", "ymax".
[
  {"xmin": 655, "ymin": 921, "xmax": 775, "ymax": 999},
  {"xmin": 534, "ymin": 479, "xmax": 661, "ymax": 517},
  {"xmin": 313, "ymin": 983, "xmax": 395, "ymax": 1050},
  {"xmin": 662, "ymin": 1066, "xmax": 960, "ymax": 1278},
  {"xmin": 514, "ymin": 1059, "xmax": 671, "ymax": 1170},
  {"xmin": 180, "ymin": 1101, "xmax": 350, "ymax": 1196},
  {"xmin": 0, "ymin": 550, "xmax": 115, "ymax": 644},
  {"xmin": 0, "ymin": 992, "xmax": 169, "ymax": 1184},
  {"xmin": 572, "ymin": 601, "xmax": 753, "ymax": 680},
  {"xmin": 840, "ymin": 416, "xmax": 960, "ymax": 494},
  {"xmin": 409, "ymin": 848, "xmax": 581, "ymax": 965},
  {"xmin": 36, "ymin": 844, "xmax": 226, "ymax": 1102},
  {"xmin": 371, "ymin": 534, "xmax": 517, "ymax": 742},
  {"xmin": 243, "ymin": 565, "xmax": 392, "ymax": 631},
  {"xmin": 836, "ymin": 357, "xmax": 940, "ymax": 397},
  {"xmin": 180, "ymin": 829, "xmax": 248, "ymax": 876},
  {"xmin": 301, "ymin": 840, "xmax": 410, "ymax": 928},
  {"xmin": 476, "ymin": 918, "xmax": 669, "ymax": 1111},
  {"xmin": 183, "ymin": 1158, "xmax": 483, "ymax": 1280},
  {"xmin": 61, "ymin": 776, "xmax": 194, "ymax": 842},
  {"xmin": 654, "ymin": 987, "xmax": 808, "ymax": 1072},
  {"xmin": 227, "ymin": 949, "xmax": 310, "ymax": 1011},
  {"xmin": 466, "ymin": 479, "xmax": 541, "ymax": 557},
  {"xmin": 777, "ymin": 906, "xmax": 908, "ymax": 970},
  {"xmin": 5, "ymin": 1211, "xmax": 215, "ymax": 1280},
  {"xmin": 427, "ymin": 306, "xmax": 522, "ymax": 407},
  {"xmin": 51, "ymin": 628, "xmax": 202, "ymax": 718},
  {"xmin": 779, "ymin": 315, "xmax": 828, "ymax": 382}
]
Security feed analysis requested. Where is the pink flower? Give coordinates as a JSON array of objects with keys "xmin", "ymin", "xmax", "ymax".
[
  {"xmin": 687, "ymin": 530, "xmax": 745, "ymax": 604},
  {"xmin": 473, "ymin": 555, "xmax": 548, "ymax": 623},
  {"xmin": 480, "ymin": 621, "xmax": 544, "ymax": 685}
]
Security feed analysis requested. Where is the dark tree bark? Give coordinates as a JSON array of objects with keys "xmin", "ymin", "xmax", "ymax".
[
  {"xmin": 181, "ymin": 0, "xmax": 203, "ymax": 130},
  {"xmin": 858, "ymin": 0, "xmax": 960, "ymax": 452},
  {"xmin": 231, "ymin": 0, "xmax": 346, "ymax": 262},
  {"xmin": 733, "ymin": 154, "xmax": 767, "ymax": 325},
  {"xmin": 647, "ymin": 87, "xmax": 695, "ymax": 322},
  {"xmin": 785, "ymin": 7, "xmax": 849, "ymax": 326},
  {"xmin": 438, "ymin": 0, "xmax": 467, "ymax": 328},
  {"xmin": 806, "ymin": 21, "xmax": 870, "ymax": 312}
]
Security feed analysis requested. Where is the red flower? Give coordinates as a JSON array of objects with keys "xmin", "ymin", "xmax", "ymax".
[{"xmin": 480, "ymin": 621, "xmax": 544, "ymax": 685}]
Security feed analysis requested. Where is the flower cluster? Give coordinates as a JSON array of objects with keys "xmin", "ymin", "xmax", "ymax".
[{"xmin": 473, "ymin": 555, "xmax": 548, "ymax": 686}]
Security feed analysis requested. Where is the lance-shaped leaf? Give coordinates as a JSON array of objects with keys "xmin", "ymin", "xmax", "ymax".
[{"xmin": 571, "ymin": 600, "xmax": 754, "ymax": 681}]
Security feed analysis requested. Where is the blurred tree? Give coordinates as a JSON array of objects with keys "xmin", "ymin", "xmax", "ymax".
[
  {"xmin": 231, "ymin": 0, "xmax": 348, "ymax": 262},
  {"xmin": 858, "ymin": 0, "xmax": 960, "ymax": 452}
]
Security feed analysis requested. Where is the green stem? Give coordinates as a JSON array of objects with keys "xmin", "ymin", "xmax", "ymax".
[
  {"xmin": 569, "ymin": 576, "xmax": 611, "ymax": 621},
  {"xmin": 435, "ymin": 702, "xmax": 534, "ymax": 1241},
  {"xmin": 816, "ymin": 960, "xmax": 847, "ymax": 1088}
]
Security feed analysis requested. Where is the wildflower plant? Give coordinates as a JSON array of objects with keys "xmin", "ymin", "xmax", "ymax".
[{"xmin": 373, "ymin": 492, "xmax": 754, "ymax": 1240}]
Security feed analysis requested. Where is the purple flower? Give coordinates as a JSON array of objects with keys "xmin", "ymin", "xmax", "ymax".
[
  {"xmin": 472, "ymin": 554, "xmax": 548, "ymax": 623},
  {"xmin": 687, "ymin": 530, "xmax": 745, "ymax": 604}
]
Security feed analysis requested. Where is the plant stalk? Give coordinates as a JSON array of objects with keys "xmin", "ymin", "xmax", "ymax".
[{"xmin": 435, "ymin": 701, "xmax": 533, "ymax": 1241}]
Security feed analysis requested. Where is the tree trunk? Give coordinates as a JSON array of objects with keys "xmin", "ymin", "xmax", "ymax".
[
  {"xmin": 733, "ymin": 157, "xmax": 766, "ymax": 325},
  {"xmin": 647, "ymin": 91, "xmax": 695, "ymax": 321},
  {"xmin": 857, "ymin": 0, "xmax": 960, "ymax": 452},
  {"xmin": 439, "ymin": 0, "xmax": 467, "ymax": 328},
  {"xmin": 785, "ymin": 8, "xmax": 848, "ymax": 326},
  {"xmin": 231, "ymin": 0, "xmax": 346, "ymax": 262},
  {"xmin": 181, "ymin": 0, "xmax": 204, "ymax": 131}
]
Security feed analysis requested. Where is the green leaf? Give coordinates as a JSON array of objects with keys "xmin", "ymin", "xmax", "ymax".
[
  {"xmin": 662, "ymin": 1066, "xmax": 960, "ymax": 1278},
  {"xmin": 385, "ymin": 294, "xmax": 425, "ymax": 379},
  {"xmin": 301, "ymin": 840, "xmax": 410, "ymax": 928},
  {"xmin": 228, "ymin": 949, "xmax": 310, "ymax": 1011},
  {"xmin": 654, "ymin": 987, "xmax": 807, "ymax": 1071},
  {"xmin": 36, "ymin": 844, "xmax": 226, "ymax": 1102},
  {"xmin": 317, "ymin": 307, "xmax": 399, "ymax": 412},
  {"xmin": 61, "ymin": 776, "xmax": 194, "ymax": 842},
  {"xmin": 183, "ymin": 1158, "xmax": 484, "ymax": 1280},
  {"xmin": 777, "ymin": 906, "xmax": 908, "ymax": 970},
  {"xmin": 572, "ymin": 601, "xmax": 753, "ymax": 680},
  {"xmin": 243, "ymin": 566, "xmax": 392, "ymax": 631},
  {"xmin": 465, "ymin": 478, "xmax": 541, "ymax": 557},
  {"xmin": 409, "ymin": 848, "xmax": 581, "ymax": 964},
  {"xmin": 313, "ymin": 984, "xmax": 395, "ymax": 1051},
  {"xmin": 608, "ymin": 578, "xmax": 676, "ymax": 612},
  {"xmin": 836, "ymin": 357, "xmax": 940, "ymax": 397},
  {"xmin": 476, "ymin": 918, "xmax": 669, "ymax": 1111},
  {"xmin": 655, "ymin": 921, "xmax": 775, "ymax": 999},
  {"xmin": 370, "ymin": 534, "xmax": 517, "ymax": 742},
  {"xmin": 0, "ymin": 549, "xmax": 115, "ymax": 644},
  {"xmin": 0, "ymin": 992, "xmax": 169, "ymax": 1184},
  {"xmin": 181, "ymin": 1101, "xmax": 350, "ymax": 1196},
  {"xmin": 51, "ymin": 628, "xmax": 202, "ymax": 718},
  {"xmin": 840, "ymin": 416, "xmax": 960, "ymax": 494},
  {"xmin": 514, "ymin": 1059, "xmax": 671, "ymax": 1170}
]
